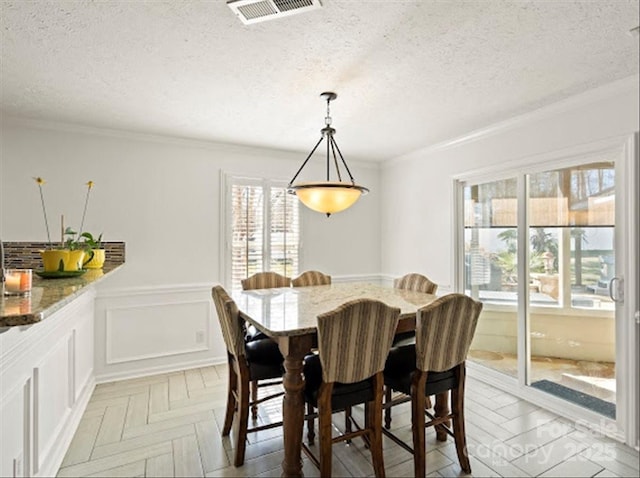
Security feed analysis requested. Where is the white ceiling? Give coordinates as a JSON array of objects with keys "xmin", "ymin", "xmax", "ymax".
[{"xmin": 1, "ymin": 1, "xmax": 638, "ymax": 162}]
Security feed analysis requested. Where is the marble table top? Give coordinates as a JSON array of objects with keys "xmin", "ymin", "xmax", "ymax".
[
  {"xmin": 1, "ymin": 264, "xmax": 123, "ymax": 327},
  {"xmin": 232, "ymin": 281, "xmax": 437, "ymax": 337}
]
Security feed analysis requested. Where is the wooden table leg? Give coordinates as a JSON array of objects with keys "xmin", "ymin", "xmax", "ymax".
[
  {"xmin": 279, "ymin": 335, "xmax": 313, "ymax": 477},
  {"xmin": 434, "ymin": 391, "xmax": 450, "ymax": 442}
]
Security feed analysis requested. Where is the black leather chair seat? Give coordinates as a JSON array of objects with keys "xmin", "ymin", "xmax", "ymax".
[
  {"xmin": 246, "ymin": 324, "xmax": 268, "ymax": 342},
  {"xmin": 384, "ymin": 344, "xmax": 457, "ymax": 396},
  {"xmin": 303, "ymin": 354, "xmax": 374, "ymax": 410},
  {"xmin": 392, "ymin": 331, "xmax": 416, "ymax": 347},
  {"xmin": 244, "ymin": 338, "xmax": 284, "ymax": 381}
]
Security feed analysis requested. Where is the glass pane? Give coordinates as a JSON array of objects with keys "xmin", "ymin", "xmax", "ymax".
[
  {"xmin": 269, "ymin": 187, "xmax": 299, "ymax": 278},
  {"xmin": 231, "ymin": 184, "xmax": 264, "ymax": 290},
  {"xmin": 528, "ymin": 163, "xmax": 616, "ymax": 418},
  {"xmin": 464, "ymin": 177, "xmax": 518, "ymax": 378},
  {"xmin": 571, "ymin": 227, "xmax": 615, "ymax": 311},
  {"xmin": 528, "ymin": 227, "xmax": 560, "ymax": 307}
]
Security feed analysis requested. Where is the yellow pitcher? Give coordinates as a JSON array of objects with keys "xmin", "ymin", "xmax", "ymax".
[
  {"xmin": 83, "ymin": 249, "xmax": 105, "ymax": 269},
  {"xmin": 40, "ymin": 249, "xmax": 86, "ymax": 272}
]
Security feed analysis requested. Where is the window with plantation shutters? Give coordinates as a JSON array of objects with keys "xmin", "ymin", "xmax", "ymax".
[{"xmin": 224, "ymin": 175, "xmax": 300, "ymax": 290}]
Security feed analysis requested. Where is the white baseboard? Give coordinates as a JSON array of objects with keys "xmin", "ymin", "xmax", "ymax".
[{"xmin": 95, "ymin": 356, "xmax": 226, "ymax": 384}]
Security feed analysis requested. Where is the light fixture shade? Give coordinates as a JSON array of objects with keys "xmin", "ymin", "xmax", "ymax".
[{"xmin": 289, "ymin": 182, "xmax": 369, "ymax": 215}]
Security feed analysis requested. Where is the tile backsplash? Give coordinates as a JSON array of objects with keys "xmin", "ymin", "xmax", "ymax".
[{"xmin": 3, "ymin": 242, "xmax": 125, "ymax": 269}]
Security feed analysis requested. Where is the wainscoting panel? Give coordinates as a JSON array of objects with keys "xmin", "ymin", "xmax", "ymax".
[
  {"xmin": 0, "ymin": 378, "xmax": 29, "ymax": 478},
  {"xmin": 94, "ymin": 285, "xmax": 226, "ymax": 383},
  {"xmin": 34, "ymin": 334, "xmax": 72, "ymax": 473},
  {"xmin": 105, "ymin": 300, "xmax": 210, "ymax": 364}
]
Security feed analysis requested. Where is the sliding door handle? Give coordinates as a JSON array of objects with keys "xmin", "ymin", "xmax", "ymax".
[{"xmin": 608, "ymin": 277, "xmax": 624, "ymax": 303}]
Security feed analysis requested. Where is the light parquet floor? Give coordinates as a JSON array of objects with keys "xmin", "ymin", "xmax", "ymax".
[{"xmin": 57, "ymin": 365, "xmax": 639, "ymax": 477}]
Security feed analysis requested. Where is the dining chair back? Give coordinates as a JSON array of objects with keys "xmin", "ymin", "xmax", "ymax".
[
  {"xmin": 385, "ymin": 272, "xmax": 439, "ymax": 425},
  {"xmin": 382, "ymin": 293, "xmax": 482, "ymax": 478},
  {"xmin": 394, "ymin": 272, "xmax": 438, "ymax": 294},
  {"xmin": 212, "ymin": 285, "xmax": 245, "ymax": 358},
  {"xmin": 239, "ymin": 272, "xmax": 291, "ymax": 418},
  {"xmin": 241, "ymin": 271, "xmax": 291, "ymax": 290},
  {"xmin": 415, "ymin": 293, "xmax": 481, "ymax": 373},
  {"xmin": 211, "ymin": 285, "xmax": 284, "ymax": 467},
  {"xmin": 291, "ymin": 270, "xmax": 331, "ymax": 287},
  {"xmin": 302, "ymin": 299, "xmax": 400, "ymax": 477}
]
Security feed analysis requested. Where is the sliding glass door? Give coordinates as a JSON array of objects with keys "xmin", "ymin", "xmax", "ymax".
[{"xmin": 459, "ymin": 151, "xmax": 629, "ymax": 429}]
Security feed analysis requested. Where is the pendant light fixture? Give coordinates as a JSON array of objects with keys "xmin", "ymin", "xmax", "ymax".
[{"xmin": 287, "ymin": 92, "xmax": 369, "ymax": 217}]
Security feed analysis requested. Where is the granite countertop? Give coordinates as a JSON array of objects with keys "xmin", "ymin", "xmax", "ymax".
[{"xmin": 1, "ymin": 264, "xmax": 123, "ymax": 327}]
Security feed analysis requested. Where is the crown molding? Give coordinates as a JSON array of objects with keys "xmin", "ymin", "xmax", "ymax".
[
  {"xmin": 1, "ymin": 113, "xmax": 301, "ymax": 157},
  {"xmin": 1, "ymin": 113, "xmax": 380, "ymax": 170},
  {"xmin": 383, "ymin": 75, "xmax": 639, "ymax": 168}
]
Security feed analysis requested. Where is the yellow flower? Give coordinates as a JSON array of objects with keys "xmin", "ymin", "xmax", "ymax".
[
  {"xmin": 34, "ymin": 176, "xmax": 46, "ymax": 185},
  {"xmin": 86, "ymin": 180, "xmax": 94, "ymax": 189}
]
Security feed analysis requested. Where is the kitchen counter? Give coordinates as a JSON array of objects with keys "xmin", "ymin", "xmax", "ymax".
[{"xmin": 1, "ymin": 264, "xmax": 123, "ymax": 327}]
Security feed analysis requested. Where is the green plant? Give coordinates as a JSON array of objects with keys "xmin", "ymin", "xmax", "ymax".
[
  {"xmin": 63, "ymin": 228, "xmax": 102, "ymax": 249},
  {"xmin": 63, "ymin": 227, "xmax": 82, "ymax": 250},
  {"xmin": 80, "ymin": 231, "xmax": 103, "ymax": 249}
]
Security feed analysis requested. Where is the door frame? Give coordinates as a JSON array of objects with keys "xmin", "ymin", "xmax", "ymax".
[
  {"xmin": 452, "ymin": 133, "xmax": 638, "ymax": 445},
  {"xmin": 618, "ymin": 133, "xmax": 639, "ymax": 448}
]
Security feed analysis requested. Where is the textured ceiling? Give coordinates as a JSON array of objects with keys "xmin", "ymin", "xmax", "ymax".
[{"xmin": 1, "ymin": 0, "xmax": 638, "ymax": 161}]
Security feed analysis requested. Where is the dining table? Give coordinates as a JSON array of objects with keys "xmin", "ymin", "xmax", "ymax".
[{"xmin": 232, "ymin": 281, "xmax": 444, "ymax": 477}]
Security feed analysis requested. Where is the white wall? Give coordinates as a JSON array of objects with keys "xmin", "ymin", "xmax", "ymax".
[
  {"xmin": 380, "ymin": 76, "xmax": 639, "ymax": 289},
  {"xmin": 0, "ymin": 120, "xmax": 381, "ymax": 284},
  {"xmin": 0, "ymin": 120, "xmax": 381, "ymax": 380}
]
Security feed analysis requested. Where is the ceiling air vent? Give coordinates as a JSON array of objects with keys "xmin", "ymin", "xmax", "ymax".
[{"xmin": 227, "ymin": 0, "xmax": 322, "ymax": 25}]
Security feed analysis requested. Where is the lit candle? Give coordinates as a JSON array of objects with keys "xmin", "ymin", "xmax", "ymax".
[
  {"xmin": 4, "ymin": 269, "xmax": 32, "ymax": 295},
  {"xmin": 5, "ymin": 273, "xmax": 21, "ymax": 292}
]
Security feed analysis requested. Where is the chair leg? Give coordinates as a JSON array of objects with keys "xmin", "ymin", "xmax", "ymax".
[
  {"xmin": 251, "ymin": 380, "xmax": 259, "ymax": 420},
  {"xmin": 306, "ymin": 402, "xmax": 315, "ymax": 445},
  {"xmin": 362, "ymin": 403, "xmax": 371, "ymax": 449},
  {"xmin": 452, "ymin": 365, "xmax": 471, "ymax": 473},
  {"xmin": 411, "ymin": 372, "xmax": 427, "ymax": 478},
  {"xmin": 318, "ymin": 383, "xmax": 334, "ymax": 477},
  {"xmin": 384, "ymin": 386, "xmax": 392, "ymax": 429},
  {"xmin": 434, "ymin": 391, "xmax": 450, "ymax": 442},
  {"xmin": 344, "ymin": 406, "xmax": 352, "ymax": 444},
  {"xmin": 222, "ymin": 359, "xmax": 237, "ymax": 436},
  {"xmin": 234, "ymin": 367, "xmax": 250, "ymax": 467},
  {"xmin": 425, "ymin": 394, "xmax": 433, "ymax": 409},
  {"xmin": 369, "ymin": 373, "xmax": 386, "ymax": 478}
]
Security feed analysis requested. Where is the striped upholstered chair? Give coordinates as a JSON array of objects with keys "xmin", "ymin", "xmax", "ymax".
[
  {"xmin": 385, "ymin": 273, "xmax": 439, "ymax": 428},
  {"xmin": 240, "ymin": 272, "xmax": 291, "ymax": 417},
  {"xmin": 291, "ymin": 270, "xmax": 332, "ymax": 287},
  {"xmin": 241, "ymin": 271, "xmax": 291, "ymax": 290},
  {"xmin": 382, "ymin": 294, "xmax": 482, "ymax": 477},
  {"xmin": 302, "ymin": 299, "xmax": 400, "ymax": 477},
  {"xmin": 211, "ymin": 286, "xmax": 284, "ymax": 466},
  {"xmin": 392, "ymin": 273, "xmax": 437, "ymax": 348},
  {"xmin": 393, "ymin": 273, "xmax": 438, "ymax": 295}
]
